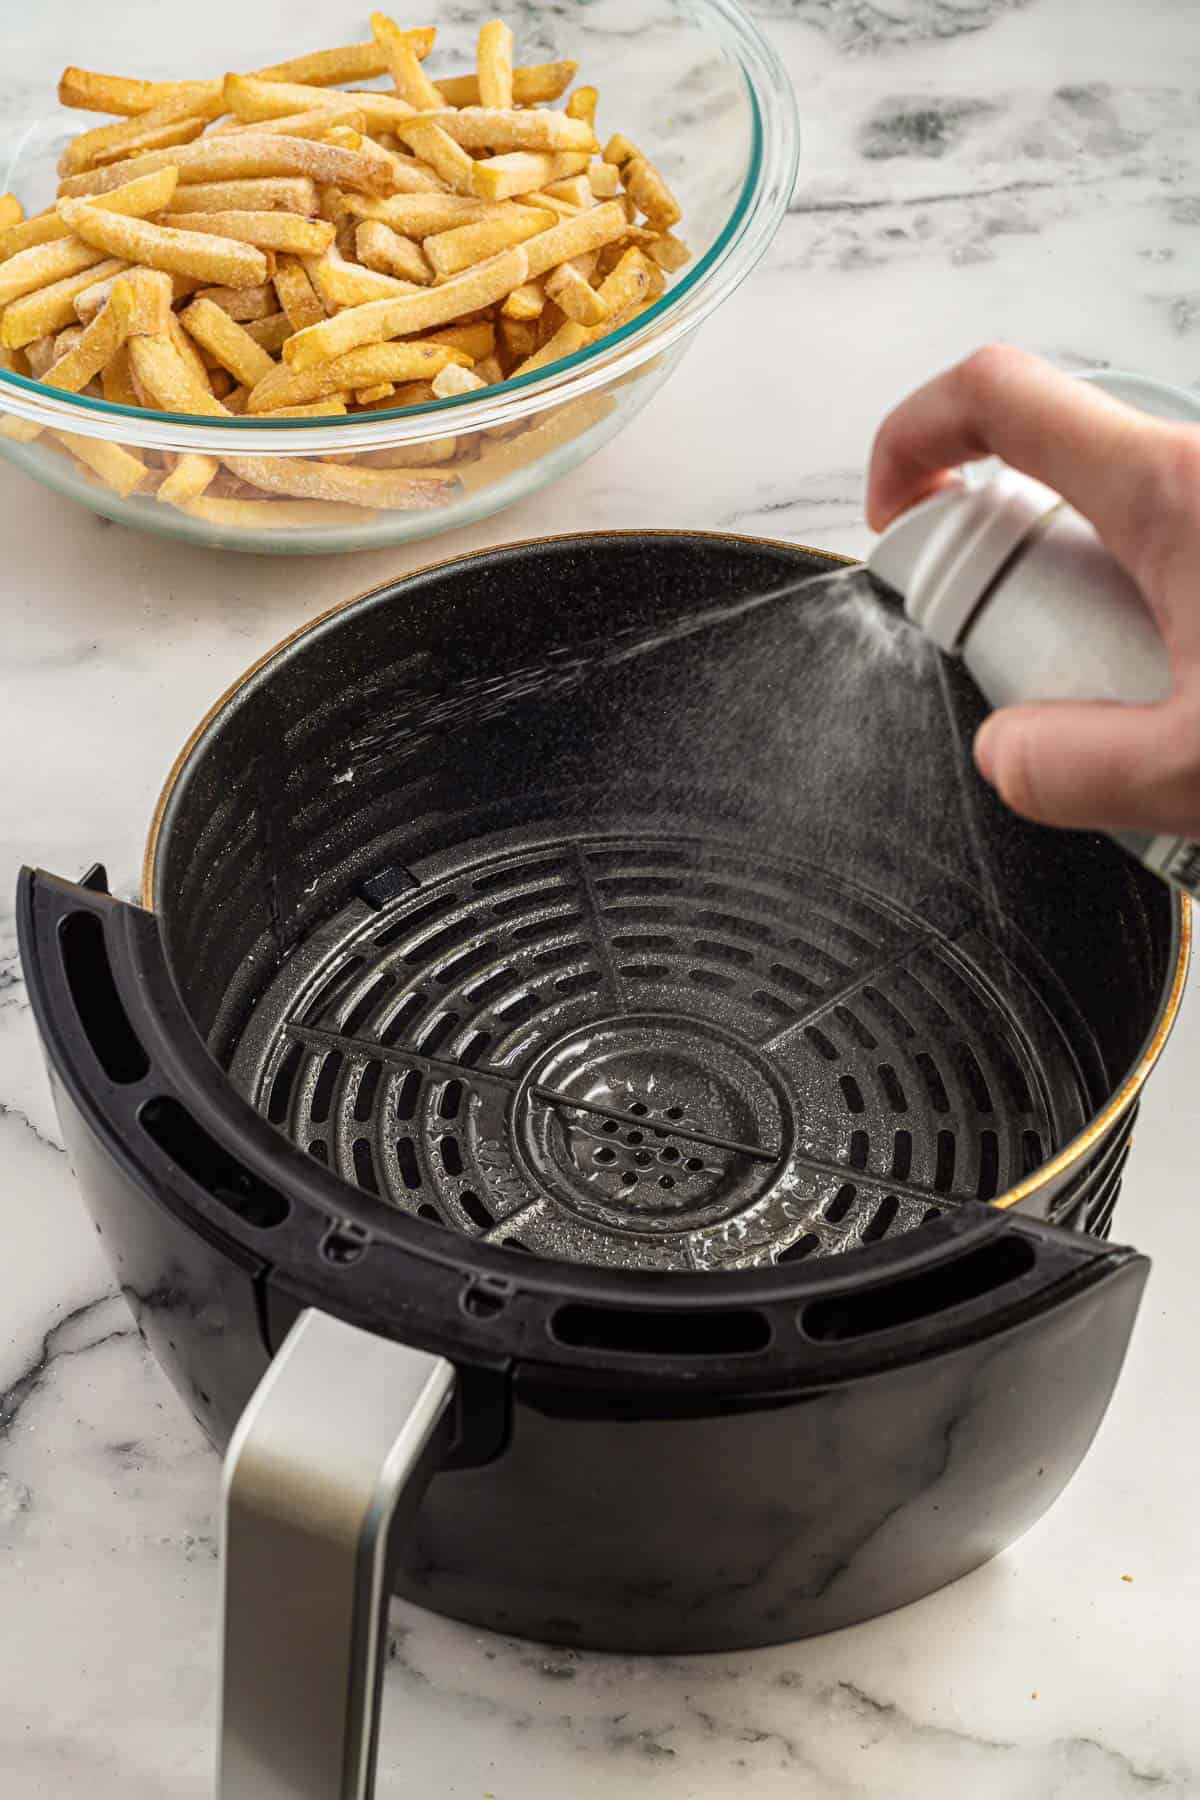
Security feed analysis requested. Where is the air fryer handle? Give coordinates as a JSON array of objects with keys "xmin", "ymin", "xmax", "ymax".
[{"xmin": 217, "ymin": 1310, "xmax": 457, "ymax": 1800}]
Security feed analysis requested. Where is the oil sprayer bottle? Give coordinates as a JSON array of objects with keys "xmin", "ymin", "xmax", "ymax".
[{"xmin": 866, "ymin": 370, "xmax": 1200, "ymax": 901}]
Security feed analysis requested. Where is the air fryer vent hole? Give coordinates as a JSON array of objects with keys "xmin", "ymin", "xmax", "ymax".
[
  {"xmin": 61, "ymin": 911, "xmax": 150, "ymax": 1086},
  {"xmin": 309, "ymin": 1052, "xmax": 342, "ymax": 1125},
  {"xmin": 352, "ymin": 1138, "xmax": 378, "ymax": 1194}
]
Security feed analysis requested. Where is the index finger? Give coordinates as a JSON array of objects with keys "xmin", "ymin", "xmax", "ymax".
[{"xmin": 866, "ymin": 345, "xmax": 1163, "ymax": 571}]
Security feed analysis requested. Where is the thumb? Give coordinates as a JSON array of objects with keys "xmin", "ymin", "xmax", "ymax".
[{"xmin": 973, "ymin": 698, "xmax": 1199, "ymax": 837}]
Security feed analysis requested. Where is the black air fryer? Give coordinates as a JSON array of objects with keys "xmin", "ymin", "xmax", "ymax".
[{"xmin": 19, "ymin": 533, "xmax": 1187, "ymax": 1799}]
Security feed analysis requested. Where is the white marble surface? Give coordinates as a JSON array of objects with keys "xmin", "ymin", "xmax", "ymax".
[{"xmin": 4, "ymin": 0, "xmax": 1200, "ymax": 1794}]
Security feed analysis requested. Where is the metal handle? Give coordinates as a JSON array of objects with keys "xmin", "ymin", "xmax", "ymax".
[{"xmin": 217, "ymin": 1309, "xmax": 457, "ymax": 1800}]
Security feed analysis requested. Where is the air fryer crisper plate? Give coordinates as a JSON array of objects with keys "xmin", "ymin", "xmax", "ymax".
[{"xmin": 228, "ymin": 820, "xmax": 1085, "ymax": 1274}]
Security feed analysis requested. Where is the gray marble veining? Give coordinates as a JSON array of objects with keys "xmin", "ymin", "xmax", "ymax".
[{"xmin": 3, "ymin": 0, "xmax": 1200, "ymax": 1794}]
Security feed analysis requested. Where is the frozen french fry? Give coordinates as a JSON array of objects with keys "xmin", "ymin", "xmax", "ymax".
[
  {"xmin": 157, "ymin": 453, "xmax": 219, "ymax": 503},
  {"xmin": 0, "ymin": 210, "xmax": 60, "ymax": 261},
  {"xmin": 248, "ymin": 340, "xmax": 466, "ymax": 411},
  {"xmin": 164, "ymin": 178, "xmax": 319, "ymax": 216},
  {"xmin": 366, "ymin": 149, "xmax": 446, "ymax": 195},
  {"xmin": 415, "ymin": 319, "xmax": 496, "ymax": 361},
  {"xmin": 0, "ymin": 195, "xmax": 24, "ymax": 229},
  {"xmin": 41, "ymin": 295, "xmax": 118, "ymax": 392},
  {"xmin": 590, "ymin": 245, "xmax": 655, "ymax": 332},
  {"xmin": 127, "ymin": 332, "xmax": 231, "ymax": 416},
  {"xmin": 432, "ymin": 361, "xmax": 485, "ymax": 398},
  {"xmin": 510, "ymin": 318, "xmax": 588, "ymax": 377},
  {"xmin": 1, "ymin": 167, "xmax": 180, "ymax": 260},
  {"xmin": 425, "ymin": 205, "xmax": 554, "ymax": 281},
  {"xmin": 646, "ymin": 233, "xmax": 691, "ymax": 273},
  {"xmin": 520, "ymin": 200, "xmax": 627, "ymax": 282},
  {"xmin": 254, "ymin": 30, "xmax": 435, "ymax": 86},
  {"xmin": 282, "ymin": 245, "xmax": 529, "ymax": 370},
  {"xmin": 471, "ymin": 150, "xmax": 590, "ymax": 204},
  {"xmin": 310, "ymin": 126, "xmax": 361, "ymax": 152},
  {"xmin": 180, "ymin": 296, "xmax": 277, "ymax": 388},
  {"xmin": 58, "ymin": 135, "xmax": 397, "ymax": 201},
  {"xmin": 88, "ymin": 118, "xmax": 208, "ymax": 169},
  {"xmin": 371, "ymin": 10, "xmax": 444, "ymax": 110},
  {"xmin": 500, "ymin": 278, "xmax": 546, "ymax": 320},
  {"xmin": 477, "ymin": 21, "xmax": 515, "ymax": 110},
  {"xmin": 57, "ymin": 199, "xmax": 269, "ymax": 287},
  {"xmin": 51, "ymin": 428, "xmax": 147, "ymax": 496},
  {"xmin": 1, "ymin": 257, "xmax": 126, "ymax": 348},
  {"xmin": 166, "ymin": 308, "xmax": 214, "ymax": 392},
  {"xmin": 0, "ymin": 413, "xmax": 44, "ymax": 444},
  {"xmin": 423, "ymin": 110, "xmax": 596, "ymax": 154},
  {"xmin": 61, "ymin": 89, "xmax": 225, "ymax": 175},
  {"xmin": 620, "ymin": 155, "xmax": 682, "ymax": 232},
  {"xmin": 193, "ymin": 280, "xmax": 278, "ymax": 320},
  {"xmin": 566, "ymin": 86, "xmax": 598, "ymax": 128},
  {"xmin": 58, "ymin": 69, "xmax": 220, "ymax": 116},
  {"xmin": 223, "ymin": 450, "xmax": 456, "ymax": 507},
  {"xmin": 344, "ymin": 192, "xmax": 500, "ymax": 235},
  {"xmin": 602, "ymin": 133, "xmax": 637, "ymax": 167},
  {"xmin": 354, "ymin": 220, "xmax": 432, "ymax": 285},
  {"xmin": 545, "ymin": 259, "xmax": 608, "ymax": 325},
  {"xmin": 435, "ymin": 62, "xmax": 576, "ymax": 108},
  {"xmin": 304, "ymin": 251, "xmax": 418, "ymax": 310},
  {"xmin": 473, "ymin": 354, "xmax": 503, "ymax": 387},
  {"xmin": 0, "ymin": 236, "xmax": 109, "ymax": 308},
  {"xmin": 542, "ymin": 175, "xmax": 594, "ymax": 210},
  {"xmin": 178, "ymin": 495, "xmax": 372, "ymax": 527},
  {"xmin": 355, "ymin": 382, "xmax": 395, "ymax": 404},
  {"xmin": 588, "ymin": 161, "xmax": 620, "ymax": 199},
  {"xmin": 165, "ymin": 210, "xmax": 336, "ymax": 257},
  {"xmin": 243, "ymin": 310, "xmax": 291, "ymax": 352},
  {"xmin": 223, "ymin": 74, "xmax": 416, "ymax": 137},
  {"xmin": 222, "ymin": 105, "xmax": 368, "ymax": 145},
  {"xmin": 395, "ymin": 119, "xmax": 478, "ymax": 195},
  {"xmin": 523, "ymin": 190, "xmax": 580, "ymax": 221},
  {"xmin": 273, "ymin": 255, "xmax": 326, "ymax": 330}
]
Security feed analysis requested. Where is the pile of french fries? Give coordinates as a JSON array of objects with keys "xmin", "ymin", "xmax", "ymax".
[{"xmin": 0, "ymin": 15, "xmax": 688, "ymax": 530}]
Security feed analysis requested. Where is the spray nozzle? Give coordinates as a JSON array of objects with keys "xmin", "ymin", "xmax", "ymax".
[{"xmin": 866, "ymin": 471, "xmax": 1061, "ymax": 653}]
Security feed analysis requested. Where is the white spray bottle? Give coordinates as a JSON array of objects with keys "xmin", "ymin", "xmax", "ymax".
[{"xmin": 866, "ymin": 370, "xmax": 1200, "ymax": 900}]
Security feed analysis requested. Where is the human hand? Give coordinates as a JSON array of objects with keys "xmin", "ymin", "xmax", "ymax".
[{"xmin": 866, "ymin": 345, "xmax": 1200, "ymax": 841}]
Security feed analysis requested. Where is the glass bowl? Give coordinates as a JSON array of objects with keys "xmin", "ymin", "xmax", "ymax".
[{"xmin": 0, "ymin": 0, "xmax": 797, "ymax": 554}]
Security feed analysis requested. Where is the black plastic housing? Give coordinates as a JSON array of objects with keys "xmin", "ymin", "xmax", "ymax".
[{"xmin": 18, "ymin": 531, "xmax": 1180, "ymax": 1650}]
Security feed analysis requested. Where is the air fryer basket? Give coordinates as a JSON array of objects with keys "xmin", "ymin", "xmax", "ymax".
[
  {"xmin": 21, "ymin": 531, "xmax": 1186, "ymax": 1797},
  {"xmin": 151, "ymin": 532, "xmax": 1179, "ymax": 1264}
]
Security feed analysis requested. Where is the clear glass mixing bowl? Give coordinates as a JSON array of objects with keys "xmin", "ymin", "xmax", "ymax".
[{"xmin": 0, "ymin": 0, "xmax": 798, "ymax": 553}]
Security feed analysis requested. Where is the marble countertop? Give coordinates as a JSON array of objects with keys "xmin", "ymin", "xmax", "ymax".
[{"xmin": 4, "ymin": 0, "xmax": 1200, "ymax": 1794}]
